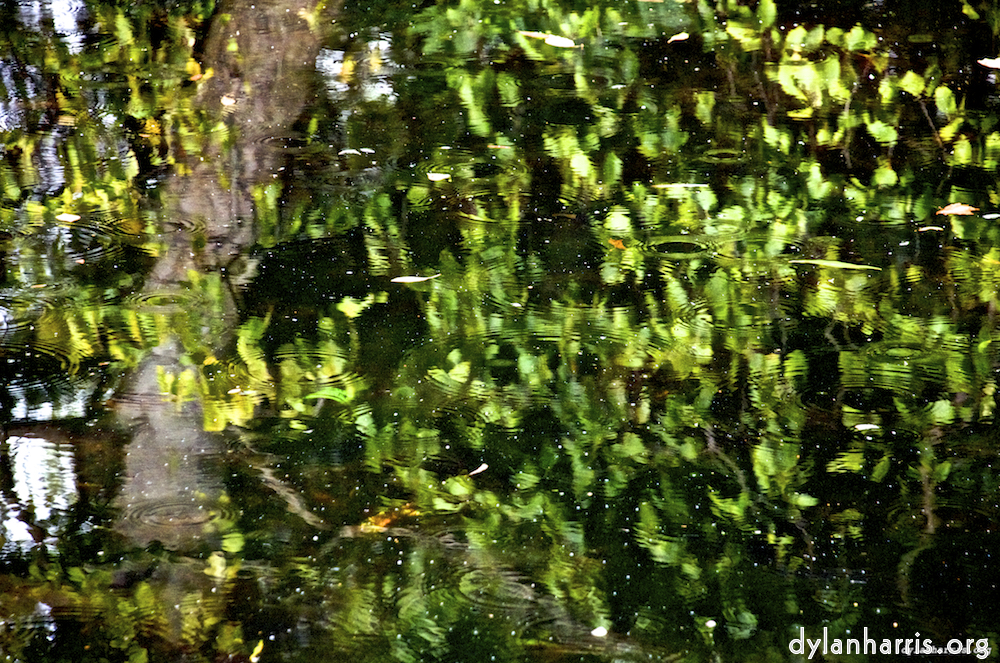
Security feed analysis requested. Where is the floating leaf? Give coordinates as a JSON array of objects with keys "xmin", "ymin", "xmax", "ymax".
[
  {"xmin": 518, "ymin": 30, "xmax": 576, "ymax": 48},
  {"xmin": 978, "ymin": 57, "xmax": 1000, "ymax": 69},
  {"xmin": 544, "ymin": 34, "xmax": 576, "ymax": 48},
  {"xmin": 426, "ymin": 172, "xmax": 451, "ymax": 181},
  {"xmin": 391, "ymin": 274, "xmax": 441, "ymax": 283},
  {"xmin": 608, "ymin": 238, "xmax": 626, "ymax": 250},
  {"xmin": 667, "ymin": 32, "xmax": 689, "ymax": 44},
  {"xmin": 468, "ymin": 463, "xmax": 488, "ymax": 476},
  {"xmin": 853, "ymin": 423, "xmax": 880, "ymax": 432},
  {"xmin": 56, "ymin": 212, "xmax": 80, "ymax": 222},
  {"xmin": 789, "ymin": 259, "xmax": 881, "ymax": 270},
  {"xmin": 936, "ymin": 202, "xmax": 979, "ymax": 215}
]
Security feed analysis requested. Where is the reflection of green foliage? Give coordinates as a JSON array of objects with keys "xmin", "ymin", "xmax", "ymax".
[
  {"xmin": 0, "ymin": 558, "xmax": 255, "ymax": 662},
  {"xmin": 7, "ymin": 0, "xmax": 1000, "ymax": 660}
]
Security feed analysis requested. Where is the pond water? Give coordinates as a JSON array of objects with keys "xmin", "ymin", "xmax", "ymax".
[{"xmin": 2, "ymin": 0, "xmax": 1000, "ymax": 661}]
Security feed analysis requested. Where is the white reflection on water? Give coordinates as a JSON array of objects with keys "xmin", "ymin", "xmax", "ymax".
[
  {"xmin": 17, "ymin": 0, "xmax": 88, "ymax": 54},
  {"xmin": 316, "ymin": 36, "xmax": 398, "ymax": 102},
  {"xmin": 3, "ymin": 434, "xmax": 77, "ymax": 549}
]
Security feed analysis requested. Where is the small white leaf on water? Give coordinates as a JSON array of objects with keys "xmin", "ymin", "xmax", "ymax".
[
  {"xmin": 468, "ymin": 463, "xmax": 488, "ymax": 476},
  {"xmin": 544, "ymin": 34, "xmax": 576, "ymax": 48},
  {"xmin": 56, "ymin": 213, "xmax": 80, "ymax": 222},
  {"xmin": 426, "ymin": 172, "xmax": 451, "ymax": 181},
  {"xmin": 668, "ymin": 32, "xmax": 690, "ymax": 44},
  {"xmin": 518, "ymin": 30, "xmax": 576, "ymax": 48},
  {"xmin": 591, "ymin": 626, "xmax": 608, "ymax": 637},
  {"xmin": 391, "ymin": 274, "xmax": 441, "ymax": 283}
]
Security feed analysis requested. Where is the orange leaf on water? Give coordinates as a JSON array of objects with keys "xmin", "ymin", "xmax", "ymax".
[
  {"xmin": 936, "ymin": 202, "xmax": 979, "ymax": 216},
  {"xmin": 608, "ymin": 238, "xmax": 626, "ymax": 250}
]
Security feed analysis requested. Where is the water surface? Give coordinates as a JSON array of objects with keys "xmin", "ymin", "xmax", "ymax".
[{"xmin": 1, "ymin": 0, "xmax": 1000, "ymax": 661}]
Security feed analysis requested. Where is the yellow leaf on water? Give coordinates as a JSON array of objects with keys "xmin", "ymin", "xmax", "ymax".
[{"xmin": 391, "ymin": 274, "xmax": 441, "ymax": 283}]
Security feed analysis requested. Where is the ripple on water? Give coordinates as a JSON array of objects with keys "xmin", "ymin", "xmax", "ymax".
[
  {"xmin": 646, "ymin": 235, "xmax": 709, "ymax": 260},
  {"xmin": 117, "ymin": 497, "xmax": 239, "ymax": 549},
  {"xmin": 122, "ymin": 289, "xmax": 205, "ymax": 313},
  {"xmin": 844, "ymin": 341, "xmax": 947, "ymax": 395},
  {"xmin": 405, "ymin": 146, "xmax": 528, "ymax": 210}
]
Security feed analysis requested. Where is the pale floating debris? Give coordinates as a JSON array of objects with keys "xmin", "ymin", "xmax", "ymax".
[
  {"xmin": 468, "ymin": 463, "xmax": 489, "ymax": 476},
  {"xmin": 668, "ymin": 32, "xmax": 690, "ymax": 43},
  {"xmin": 983, "ymin": 213, "xmax": 1000, "ymax": 220},
  {"xmin": 651, "ymin": 182, "xmax": 709, "ymax": 188},
  {"xmin": 360, "ymin": 147, "xmax": 376, "ymax": 154},
  {"xmin": 978, "ymin": 57, "xmax": 1000, "ymax": 69},
  {"xmin": 916, "ymin": 225, "xmax": 945, "ymax": 232},
  {"xmin": 854, "ymin": 423, "xmax": 881, "ymax": 432},
  {"xmin": 936, "ymin": 202, "xmax": 979, "ymax": 216},
  {"xmin": 426, "ymin": 172, "xmax": 451, "ymax": 182},
  {"xmin": 705, "ymin": 620, "xmax": 717, "ymax": 629},
  {"xmin": 56, "ymin": 212, "xmax": 80, "ymax": 222},
  {"xmin": 544, "ymin": 34, "xmax": 576, "ymax": 48},
  {"xmin": 339, "ymin": 148, "xmax": 362, "ymax": 155},
  {"xmin": 590, "ymin": 626, "xmax": 608, "ymax": 638},
  {"xmin": 518, "ymin": 30, "xmax": 577, "ymax": 48},
  {"xmin": 789, "ymin": 259, "xmax": 881, "ymax": 271},
  {"xmin": 390, "ymin": 274, "xmax": 441, "ymax": 283},
  {"xmin": 220, "ymin": 95, "xmax": 237, "ymax": 107}
]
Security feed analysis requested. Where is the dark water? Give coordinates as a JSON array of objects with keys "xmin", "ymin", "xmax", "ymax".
[{"xmin": 2, "ymin": 0, "xmax": 1000, "ymax": 661}]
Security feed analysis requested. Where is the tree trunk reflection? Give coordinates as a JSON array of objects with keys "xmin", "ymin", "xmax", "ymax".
[{"xmin": 113, "ymin": 0, "xmax": 328, "ymax": 550}]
